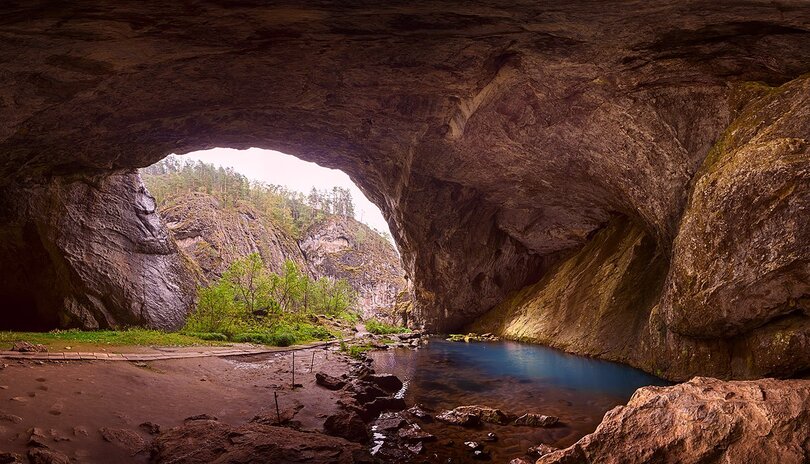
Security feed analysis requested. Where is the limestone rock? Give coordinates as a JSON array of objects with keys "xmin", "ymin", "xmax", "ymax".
[
  {"xmin": 301, "ymin": 217, "xmax": 408, "ymax": 323},
  {"xmin": 513, "ymin": 413, "xmax": 558, "ymax": 427},
  {"xmin": 365, "ymin": 373, "xmax": 403, "ymax": 393},
  {"xmin": 315, "ymin": 372, "xmax": 346, "ymax": 391},
  {"xmin": 537, "ymin": 377, "xmax": 810, "ymax": 464}
]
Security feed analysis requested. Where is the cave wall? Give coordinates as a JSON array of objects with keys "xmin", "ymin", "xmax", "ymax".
[
  {"xmin": 0, "ymin": 172, "xmax": 195, "ymax": 330},
  {"xmin": 0, "ymin": 1, "xmax": 809, "ymax": 377}
]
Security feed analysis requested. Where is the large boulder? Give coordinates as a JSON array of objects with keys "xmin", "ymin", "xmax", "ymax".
[{"xmin": 538, "ymin": 377, "xmax": 810, "ymax": 464}]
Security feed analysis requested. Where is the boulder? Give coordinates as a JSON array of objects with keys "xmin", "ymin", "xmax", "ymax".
[
  {"xmin": 437, "ymin": 405, "xmax": 509, "ymax": 425},
  {"xmin": 362, "ymin": 397, "xmax": 407, "ymax": 421},
  {"xmin": 538, "ymin": 378, "xmax": 810, "ymax": 464},
  {"xmin": 514, "ymin": 413, "xmax": 558, "ymax": 427},
  {"xmin": 98, "ymin": 427, "xmax": 146, "ymax": 455},
  {"xmin": 366, "ymin": 373, "xmax": 403, "ymax": 393},
  {"xmin": 435, "ymin": 409, "xmax": 480, "ymax": 427},
  {"xmin": 315, "ymin": 372, "xmax": 346, "ymax": 390},
  {"xmin": 26, "ymin": 449, "xmax": 69, "ymax": 464},
  {"xmin": 324, "ymin": 411, "xmax": 369, "ymax": 443},
  {"xmin": 344, "ymin": 379, "xmax": 388, "ymax": 404}
]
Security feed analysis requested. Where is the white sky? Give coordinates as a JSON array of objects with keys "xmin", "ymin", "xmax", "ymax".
[{"xmin": 177, "ymin": 147, "xmax": 392, "ymax": 235}]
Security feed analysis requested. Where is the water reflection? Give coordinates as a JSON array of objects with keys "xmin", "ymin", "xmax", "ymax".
[{"xmin": 370, "ymin": 338, "xmax": 671, "ymax": 462}]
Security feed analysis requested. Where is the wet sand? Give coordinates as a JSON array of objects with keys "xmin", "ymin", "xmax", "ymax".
[{"xmin": 0, "ymin": 346, "xmax": 352, "ymax": 462}]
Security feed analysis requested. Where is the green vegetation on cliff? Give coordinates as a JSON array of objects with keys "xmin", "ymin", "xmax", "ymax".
[
  {"xmin": 184, "ymin": 253, "xmax": 357, "ymax": 345},
  {"xmin": 141, "ymin": 156, "xmax": 355, "ymax": 238}
]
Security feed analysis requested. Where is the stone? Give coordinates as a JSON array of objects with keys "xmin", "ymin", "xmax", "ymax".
[
  {"xmin": 366, "ymin": 373, "xmax": 403, "ymax": 393},
  {"xmin": 315, "ymin": 372, "xmax": 346, "ymax": 390},
  {"xmin": 397, "ymin": 424, "xmax": 435, "ymax": 442},
  {"xmin": 324, "ymin": 411, "xmax": 369, "ymax": 443},
  {"xmin": 152, "ymin": 418, "xmax": 372, "ymax": 463},
  {"xmin": 0, "ymin": 413, "xmax": 23, "ymax": 424},
  {"xmin": 437, "ymin": 405, "xmax": 509, "ymax": 425},
  {"xmin": 10, "ymin": 342, "xmax": 46, "ymax": 353},
  {"xmin": 406, "ymin": 405, "xmax": 432, "ymax": 422},
  {"xmin": 484, "ymin": 432, "xmax": 497, "ymax": 442},
  {"xmin": 374, "ymin": 412, "xmax": 406, "ymax": 431},
  {"xmin": 362, "ymin": 397, "xmax": 407, "ymax": 421},
  {"xmin": 528, "ymin": 444, "xmax": 559, "ymax": 457},
  {"xmin": 514, "ymin": 413, "xmax": 558, "ymax": 427},
  {"xmin": 139, "ymin": 421, "xmax": 161, "ymax": 435},
  {"xmin": 27, "ymin": 427, "xmax": 49, "ymax": 448},
  {"xmin": 26, "ymin": 449, "xmax": 69, "ymax": 464},
  {"xmin": 435, "ymin": 409, "xmax": 480, "ymax": 427},
  {"xmin": 98, "ymin": 427, "xmax": 146, "ymax": 455},
  {"xmin": 344, "ymin": 379, "xmax": 388, "ymax": 404},
  {"xmin": 0, "ymin": 453, "xmax": 23, "ymax": 464},
  {"xmin": 509, "ymin": 459, "xmax": 533, "ymax": 464},
  {"xmin": 537, "ymin": 378, "xmax": 810, "ymax": 464}
]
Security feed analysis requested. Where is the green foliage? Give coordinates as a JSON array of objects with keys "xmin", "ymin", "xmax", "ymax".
[
  {"xmin": 183, "ymin": 254, "xmax": 356, "ymax": 346},
  {"xmin": 141, "ymin": 156, "xmax": 356, "ymax": 238},
  {"xmin": 345, "ymin": 344, "xmax": 374, "ymax": 359},
  {"xmin": 365, "ymin": 319, "xmax": 410, "ymax": 335},
  {"xmin": 184, "ymin": 332, "xmax": 228, "ymax": 341}
]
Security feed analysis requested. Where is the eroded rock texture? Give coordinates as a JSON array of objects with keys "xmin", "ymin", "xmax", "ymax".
[
  {"xmin": 0, "ymin": 172, "xmax": 194, "ymax": 329},
  {"xmin": 537, "ymin": 377, "xmax": 810, "ymax": 464},
  {"xmin": 0, "ymin": 1, "xmax": 809, "ymax": 377}
]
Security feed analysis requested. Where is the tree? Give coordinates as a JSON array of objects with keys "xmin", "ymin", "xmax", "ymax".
[{"xmin": 223, "ymin": 253, "xmax": 272, "ymax": 316}]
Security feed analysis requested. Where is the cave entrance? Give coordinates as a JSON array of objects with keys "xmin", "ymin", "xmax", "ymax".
[{"xmin": 140, "ymin": 147, "xmax": 408, "ymax": 325}]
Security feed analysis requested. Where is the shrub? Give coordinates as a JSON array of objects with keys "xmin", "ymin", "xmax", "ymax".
[
  {"xmin": 185, "ymin": 332, "xmax": 228, "ymax": 341},
  {"xmin": 366, "ymin": 319, "xmax": 409, "ymax": 335}
]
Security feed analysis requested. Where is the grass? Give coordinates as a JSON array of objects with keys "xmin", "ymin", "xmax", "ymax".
[
  {"xmin": 341, "ymin": 342, "xmax": 374, "ymax": 359},
  {"xmin": 0, "ymin": 322, "xmax": 339, "ymax": 351},
  {"xmin": 365, "ymin": 319, "xmax": 410, "ymax": 335},
  {"xmin": 0, "ymin": 329, "xmax": 225, "ymax": 349}
]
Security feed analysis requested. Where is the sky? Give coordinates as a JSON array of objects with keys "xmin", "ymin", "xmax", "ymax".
[{"xmin": 177, "ymin": 147, "xmax": 392, "ymax": 235}]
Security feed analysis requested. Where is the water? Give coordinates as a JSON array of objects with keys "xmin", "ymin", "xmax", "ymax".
[{"xmin": 369, "ymin": 338, "xmax": 672, "ymax": 462}]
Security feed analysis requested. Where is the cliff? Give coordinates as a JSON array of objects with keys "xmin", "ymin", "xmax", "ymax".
[{"xmin": 151, "ymin": 190, "xmax": 408, "ymax": 323}]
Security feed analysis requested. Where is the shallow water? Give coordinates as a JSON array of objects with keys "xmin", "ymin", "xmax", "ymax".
[{"xmin": 370, "ymin": 338, "xmax": 671, "ymax": 462}]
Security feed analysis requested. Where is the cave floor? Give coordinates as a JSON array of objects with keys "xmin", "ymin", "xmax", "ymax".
[{"xmin": 0, "ymin": 346, "xmax": 352, "ymax": 463}]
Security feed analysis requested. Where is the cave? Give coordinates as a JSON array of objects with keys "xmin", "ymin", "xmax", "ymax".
[
  {"xmin": 1, "ymin": 2, "xmax": 810, "ymax": 461},
  {"xmin": 2, "ymin": 0, "xmax": 809, "ymax": 379}
]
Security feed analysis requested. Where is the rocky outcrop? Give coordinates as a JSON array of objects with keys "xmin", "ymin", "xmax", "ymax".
[
  {"xmin": 150, "ymin": 189, "xmax": 408, "ymax": 321},
  {"xmin": 537, "ymin": 377, "xmax": 810, "ymax": 464},
  {"xmin": 472, "ymin": 76, "xmax": 810, "ymax": 381},
  {"xmin": 301, "ymin": 217, "xmax": 407, "ymax": 322},
  {"xmin": 158, "ymin": 191, "xmax": 306, "ymax": 279},
  {"xmin": 0, "ymin": 2, "xmax": 809, "ymax": 379},
  {"xmin": 0, "ymin": 172, "xmax": 194, "ymax": 330}
]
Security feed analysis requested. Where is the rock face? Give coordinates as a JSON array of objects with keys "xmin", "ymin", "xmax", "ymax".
[
  {"xmin": 301, "ymin": 216, "xmax": 408, "ymax": 322},
  {"xmin": 471, "ymin": 77, "xmax": 810, "ymax": 380},
  {"xmin": 152, "ymin": 189, "xmax": 408, "ymax": 322},
  {"xmin": 157, "ymin": 191, "xmax": 307, "ymax": 279},
  {"xmin": 0, "ymin": 2, "xmax": 809, "ymax": 379},
  {"xmin": 0, "ymin": 172, "xmax": 195, "ymax": 330},
  {"xmin": 537, "ymin": 377, "xmax": 810, "ymax": 464}
]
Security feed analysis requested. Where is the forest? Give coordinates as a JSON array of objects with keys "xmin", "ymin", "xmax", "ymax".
[{"xmin": 142, "ymin": 155, "xmax": 356, "ymax": 238}]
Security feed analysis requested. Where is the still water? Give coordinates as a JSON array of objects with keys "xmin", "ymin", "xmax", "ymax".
[{"xmin": 370, "ymin": 338, "xmax": 671, "ymax": 462}]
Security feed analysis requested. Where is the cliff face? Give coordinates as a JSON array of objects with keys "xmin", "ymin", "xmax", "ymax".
[
  {"xmin": 0, "ymin": 2, "xmax": 809, "ymax": 380},
  {"xmin": 471, "ymin": 77, "xmax": 810, "ymax": 381},
  {"xmin": 300, "ymin": 216, "xmax": 408, "ymax": 322},
  {"xmin": 152, "ymin": 190, "xmax": 407, "ymax": 322}
]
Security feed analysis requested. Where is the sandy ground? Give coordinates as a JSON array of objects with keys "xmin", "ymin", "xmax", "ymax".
[{"xmin": 0, "ymin": 346, "xmax": 355, "ymax": 463}]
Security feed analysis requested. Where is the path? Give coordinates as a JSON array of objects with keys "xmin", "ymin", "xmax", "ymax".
[{"xmin": 0, "ymin": 339, "xmax": 341, "ymax": 362}]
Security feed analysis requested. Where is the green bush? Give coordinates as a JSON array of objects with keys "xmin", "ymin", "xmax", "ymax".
[{"xmin": 365, "ymin": 319, "xmax": 409, "ymax": 335}]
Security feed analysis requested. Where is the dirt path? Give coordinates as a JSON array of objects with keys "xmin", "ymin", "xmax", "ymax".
[{"xmin": 0, "ymin": 345, "xmax": 357, "ymax": 463}]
